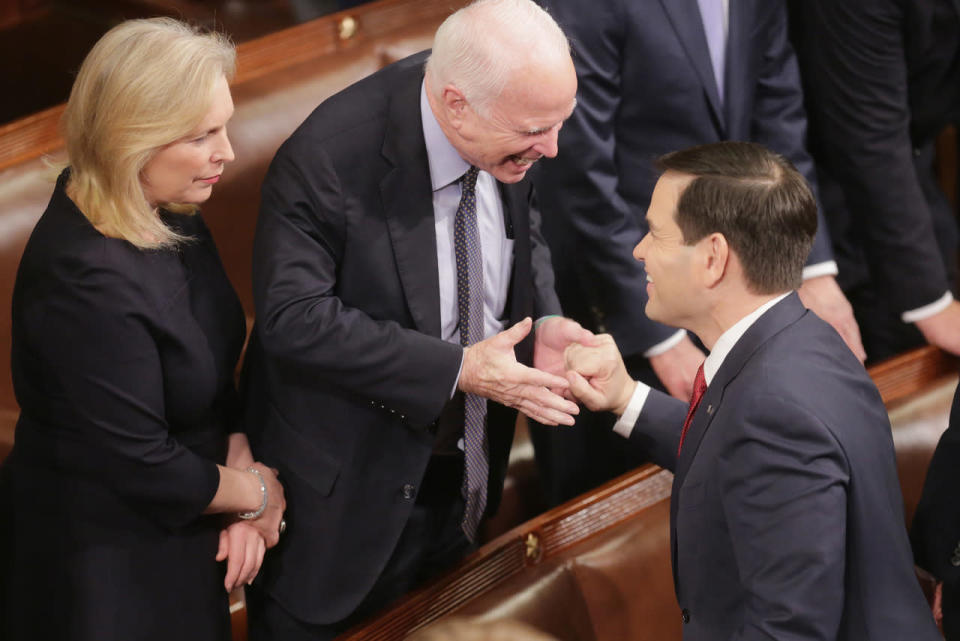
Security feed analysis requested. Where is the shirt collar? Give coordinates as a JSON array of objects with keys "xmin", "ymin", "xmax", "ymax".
[
  {"xmin": 702, "ymin": 292, "xmax": 791, "ymax": 385},
  {"xmin": 420, "ymin": 81, "xmax": 471, "ymax": 191}
]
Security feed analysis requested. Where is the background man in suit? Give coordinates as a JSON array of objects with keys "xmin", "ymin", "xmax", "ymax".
[
  {"xmin": 565, "ymin": 141, "xmax": 938, "ymax": 639},
  {"xmin": 528, "ymin": 0, "xmax": 865, "ymax": 505},
  {"xmin": 789, "ymin": 0, "xmax": 960, "ymax": 362},
  {"xmin": 912, "ymin": 380, "xmax": 960, "ymax": 639},
  {"xmin": 242, "ymin": 1, "xmax": 593, "ymax": 639}
]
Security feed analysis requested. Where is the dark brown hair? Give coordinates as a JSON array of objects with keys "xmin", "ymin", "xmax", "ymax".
[{"xmin": 656, "ymin": 141, "xmax": 817, "ymax": 294}]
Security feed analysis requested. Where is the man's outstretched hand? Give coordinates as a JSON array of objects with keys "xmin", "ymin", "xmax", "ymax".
[{"xmin": 459, "ymin": 317, "xmax": 581, "ymax": 426}]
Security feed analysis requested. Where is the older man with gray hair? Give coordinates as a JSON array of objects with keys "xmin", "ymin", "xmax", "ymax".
[{"xmin": 242, "ymin": 1, "xmax": 593, "ymax": 638}]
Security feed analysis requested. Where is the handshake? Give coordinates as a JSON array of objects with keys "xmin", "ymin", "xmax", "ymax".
[{"xmin": 458, "ymin": 316, "xmax": 637, "ymax": 425}]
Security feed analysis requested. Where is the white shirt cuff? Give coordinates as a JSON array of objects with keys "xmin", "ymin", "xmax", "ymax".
[
  {"xmin": 613, "ymin": 381, "xmax": 651, "ymax": 438},
  {"xmin": 451, "ymin": 351, "xmax": 465, "ymax": 398},
  {"xmin": 642, "ymin": 329, "xmax": 686, "ymax": 358},
  {"xmin": 802, "ymin": 261, "xmax": 839, "ymax": 280},
  {"xmin": 902, "ymin": 291, "xmax": 954, "ymax": 323}
]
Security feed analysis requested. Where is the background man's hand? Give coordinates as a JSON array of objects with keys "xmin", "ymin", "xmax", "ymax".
[
  {"xmin": 915, "ymin": 300, "xmax": 960, "ymax": 356},
  {"xmin": 564, "ymin": 334, "xmax": 636, "ymax": 415},
  {"xmin": 460, "ymin": 317, "xmax": 580, "ymax": 426},
  {"xmin": 798, "ymin": 275, "xmax": 867, "ymax": 362},
  {"xmin": 648, "ymin": 335, "xmax": 705, "ymax": 401}
]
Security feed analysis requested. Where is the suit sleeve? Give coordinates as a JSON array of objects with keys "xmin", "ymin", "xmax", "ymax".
[
  {"xmin": 749, "ymin": 1, "xmax": 833, "ymax": 267},
  {"xmin": 529, "ymin": 188, "xmax": 563, "ymax": 317},
  {"xmin": 721, "ymin": 393, "xmax": 848, "ymax": 641},
  {"xmin": 23, "ymin": 260, "xmax": 220, "ymax": 530},
  {"xmin": 792, "ymin": 0, "xmax": 950, "ymax": 312},
  {"xmin": 535, "ymin": 0, "xmax": 680, "ymax": 357},
  {"xmin": 911, "ymin": 382, "xmax": 960, "ymax": 586},
  {"xmin": 628, "ymin": 389, "xmax": 686, "ymax": 472},
  {"xmin": 253, "ymin": 139, "xmax": 463, "ymax": 427}
]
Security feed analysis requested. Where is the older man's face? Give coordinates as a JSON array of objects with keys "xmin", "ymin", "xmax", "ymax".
[{"xmin": 454, "ymin": 61, "xmax": 577, "ymax": 183}]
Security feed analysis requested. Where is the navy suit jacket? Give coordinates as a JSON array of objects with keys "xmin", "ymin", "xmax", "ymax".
[
  {"xmin": 627, "ymin": 294, "xmax": 937, "ymax": 639},
  {"xmin": 533, "ymin": 0, "xmax": 833, "ymax": 356},
  {"xmin": 242, "ymin": 52, "xmax": 561, "ymax": 624}
]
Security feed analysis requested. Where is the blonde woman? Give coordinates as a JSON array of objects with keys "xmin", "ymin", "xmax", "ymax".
[{"xmin": 0, "ymin": 18, "xmax": 284, "ymax": 640}]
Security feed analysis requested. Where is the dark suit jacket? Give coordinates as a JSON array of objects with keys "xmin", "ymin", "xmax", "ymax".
[
  {"xmin": 1, "ymin": 172, "xmax": 242, "ymax": 641},
  {"xmin": 242, "ymin": 51, "xmax": 561, "ymax": 625},
  {"xmin": 627, "ymin": 294, "xmax": 938, "ymax": 640},
  {"xmin": 533, "ymin": 0, "xmax": 833, "ymax": 356},
  {"xmin": 912, "ymin": 381, "xmax": 960, "ymax": 598},
  {"xmin": 789, "ymin": 0, "xmax": 960, "ymax": 313}
]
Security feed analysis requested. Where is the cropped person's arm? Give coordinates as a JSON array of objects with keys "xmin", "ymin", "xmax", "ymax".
[{"xmin": 794, "ymin": 0, "xmax": 951, "ymax": 315}]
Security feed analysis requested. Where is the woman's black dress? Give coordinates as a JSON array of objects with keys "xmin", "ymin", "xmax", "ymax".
[{"xmin": 0, "ymin": 170, "xmax": 246, "ymax": 640}]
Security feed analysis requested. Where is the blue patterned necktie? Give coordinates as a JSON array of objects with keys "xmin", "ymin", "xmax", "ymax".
[{"xmin": 454, "ymin": 165, "xmax": 488, "ymax": 541}]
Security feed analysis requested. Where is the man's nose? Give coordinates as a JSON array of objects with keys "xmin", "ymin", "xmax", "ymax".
[
  {"xmin": 633, "ymin": 234, "xmax": 650, "ymax": 262},
  {"xmin": 534, "ymin": 127, "xmax": 560, "ymax": 159}
]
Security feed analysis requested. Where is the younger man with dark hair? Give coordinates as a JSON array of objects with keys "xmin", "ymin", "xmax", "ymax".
[{"xmin": 565, "ymin": 141, "xmax": 938, "ymax": 640}]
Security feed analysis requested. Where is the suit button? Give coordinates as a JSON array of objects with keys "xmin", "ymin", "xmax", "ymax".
[
  {"xmin": 952, "ymin": 555, "xmax": 960, "ymax": 567},
  {"xmin": 402, "ymin": 484, "xmax": 416, "ymax": 500},
  {"xmin": 681, "ymin": 608, "xmax": 690, "ymax": 624}
]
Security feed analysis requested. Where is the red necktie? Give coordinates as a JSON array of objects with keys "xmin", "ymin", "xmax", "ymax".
[{"xmin": 678, "ymin": 364, "xmax": 707, "ymax": 455}]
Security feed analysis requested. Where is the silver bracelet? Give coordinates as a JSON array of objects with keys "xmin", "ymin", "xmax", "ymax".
[{"xmin": 238, "ymin": 467, "xmax": 267, "ymax": 520}]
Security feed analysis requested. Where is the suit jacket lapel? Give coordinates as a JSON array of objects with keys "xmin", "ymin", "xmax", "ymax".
[
  {"xmin": 380, "ymin": 68, "xmax": 443, "ymax": 338},
  {"xmin": 659, "ymin": 0, "xmax": 725, "ymax": 135},
  {"xmin": 673, "ymin": 293, "xmax": 809, "ymax": 486},
  {"xmin": 498, "ymin": 179, "xmax": 535, "ymax": 364},
  {"xmin": 499, "ymin": 180, "xmax": 524, "ymax": 329}
]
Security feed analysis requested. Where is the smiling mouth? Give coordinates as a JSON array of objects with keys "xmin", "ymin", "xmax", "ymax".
[
  {"xmin": 198, "ymin": 174, "xmax": 221, "ymax": 184},
  {"xmin": 509, "ymin": 155, "xmax": 540, "ymax": 167}
]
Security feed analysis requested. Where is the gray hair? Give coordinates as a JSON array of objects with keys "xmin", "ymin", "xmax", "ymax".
[{"xmin": 425, "ymin": 0, "xmax": 570, "ymax": 116}]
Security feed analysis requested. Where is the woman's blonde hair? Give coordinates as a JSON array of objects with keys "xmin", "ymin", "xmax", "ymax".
[{"xmin": 62, "ymin": 17, "xmax": 235, "ymax": 249}]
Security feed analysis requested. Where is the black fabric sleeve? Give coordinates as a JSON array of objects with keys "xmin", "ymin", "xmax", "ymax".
[
  {"xmin": 21, "ymin": 256, "xmax": 220, "ymax": 530},
  {"xmin": 794, "ymin": 0, "xmax": 950, "ymax": 311}
]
